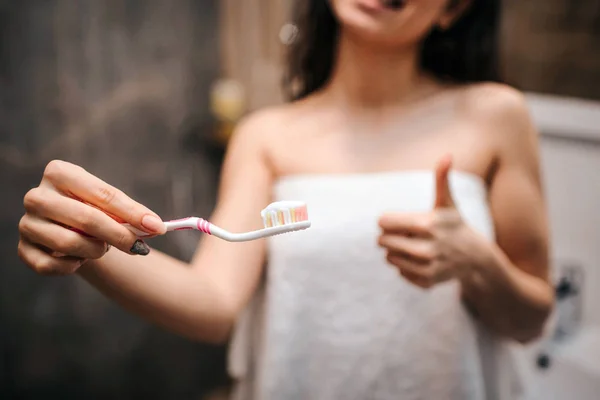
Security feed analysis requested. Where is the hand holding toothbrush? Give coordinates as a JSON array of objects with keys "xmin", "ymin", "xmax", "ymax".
[
  {"xmin": 18, "ymin": 160, "xmax": 167, "ymax": 275},
  {"xmin": 18, "ymin": 160, "xmax": 311, "ymax": 276}
]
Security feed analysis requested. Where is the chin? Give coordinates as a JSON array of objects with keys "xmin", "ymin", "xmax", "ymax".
[{"xmin": 331, "ymin": 0, "xmax": 419, "ymax": 46}]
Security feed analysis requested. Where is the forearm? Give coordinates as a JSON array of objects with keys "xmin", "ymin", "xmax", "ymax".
[
  {"xmin": 78, "ymin": 248, "xmax": 233, "ymax": 343},
  {"xmin": 460, "ymin": 235, "xmax": 554, "ymax": 343}
]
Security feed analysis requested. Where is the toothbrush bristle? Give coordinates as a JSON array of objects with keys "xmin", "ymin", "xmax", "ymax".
[{"xmin": 261, "ymin": 201, "xmax": 309, "ymax": 228}]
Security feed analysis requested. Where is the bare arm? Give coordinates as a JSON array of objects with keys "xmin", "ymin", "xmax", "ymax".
[
  {"xmin": 460, "ymin": 88, "xmax": 554, "ymax": 343},
  {"xmin": 75, "ymin": 111, "xmax": 275, "ymax": 343}
]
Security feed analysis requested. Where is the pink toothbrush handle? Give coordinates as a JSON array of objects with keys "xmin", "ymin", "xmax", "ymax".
[
  {"xmin": 121, "ymin": 217, "xmax": 212, "ymax": 237},
  {"xmin": 165, "ymin": 217, "xmax": 212, "ymax": 234}
]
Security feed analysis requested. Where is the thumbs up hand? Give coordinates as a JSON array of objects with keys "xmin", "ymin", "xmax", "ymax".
[
  {"xmin": 378, "ymin": 155, "xmax": 482, "ymax": 289},
  {"xmin": 434, "ymin": 155, "xmax": 456, "ymax": 209}
]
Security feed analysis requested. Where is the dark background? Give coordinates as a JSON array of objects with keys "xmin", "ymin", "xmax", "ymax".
[{"xmin": 0, "ymin": 1, "xmax": 228, "ymax": 399}]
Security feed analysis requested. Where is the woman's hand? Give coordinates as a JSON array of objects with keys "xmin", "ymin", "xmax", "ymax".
[
  {"xmin": 378, "ymin": 156, "xmax": 488, "ymax": 289},
  {"xmin": 18, "ymin": 160, "xmax": 166, "ymax": 276}
]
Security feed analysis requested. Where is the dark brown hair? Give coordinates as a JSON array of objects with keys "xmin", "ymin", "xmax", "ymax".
[{"xmin": 283, "ymin": 0, "xmax": 502, "ymax": 101}]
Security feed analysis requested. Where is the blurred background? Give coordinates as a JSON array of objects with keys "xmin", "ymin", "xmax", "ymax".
[{"xmin": 0, "ymin": 0, "xmax": 598, "ymax": 399}]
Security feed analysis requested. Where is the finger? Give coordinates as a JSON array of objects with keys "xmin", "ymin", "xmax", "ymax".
[
  {"xmin": 378, "ymin": 213, "xmax": 433, "ymax": 237},
  {"xmin": 434, "ymin": 154, "xmax": 456, "ymax": 209},
  {"xmin": 18, "ymin": 238, "xmax": 84, "ymax": 276},
  {"xmin": 19, "ymin": 214, "xmax": 108, "ymax": 259},
  {"xmin": 24, "ymin": 188, "xmax": 150, "ymax": 255},
  {"xmin": 400, "ymin": 269, "xmax": 434, "ymax": 289},
  {"xmin": 43, "ymin": 160, "xmax": 165, "ymax": 235},
  {"xmin": 387, "ymin": 254, "xmax": 436, "ymax": 289},
  {"xmin": 378, "ymin": 235, "xmax": 435, "ymax": 262},
  {"xmin": 387, "ymin": 253, "xmax": 434, "ymax": 277}
]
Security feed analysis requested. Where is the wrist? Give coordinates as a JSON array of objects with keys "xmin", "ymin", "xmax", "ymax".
[
  {"xmin": 77, "ymin": 251, "xmax": 113, "ymax": 276},
  {"xmin": 456, "ymin": 225, "xmax": 497, "ymax": 285},
  {"xmin": 76, "ymin": 258, "xmax": 98, "ymax": 276}
]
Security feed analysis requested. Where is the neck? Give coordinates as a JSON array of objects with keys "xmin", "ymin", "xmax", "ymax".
[{"xmin": 324, "ymin": 29, "xmax": 431, "ymax": 108}]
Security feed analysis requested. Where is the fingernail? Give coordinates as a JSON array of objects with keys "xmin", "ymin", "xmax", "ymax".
[
  {"xmin": 130, "ymin": 240, "xmax": 150, "ymax": 256},
  {"xmin": 141, "ymin": 214, "xmax": 165, "ymax": 233}
]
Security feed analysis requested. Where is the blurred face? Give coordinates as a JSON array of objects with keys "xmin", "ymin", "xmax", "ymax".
[{"xmin": 329, "ymin": 0, "xmax": 467, "ymax": 47}]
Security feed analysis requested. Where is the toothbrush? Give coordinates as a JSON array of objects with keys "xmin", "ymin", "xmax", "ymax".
[{"xmin": 122, "ymin": 200, "xmax": 311, "ymax": 242}]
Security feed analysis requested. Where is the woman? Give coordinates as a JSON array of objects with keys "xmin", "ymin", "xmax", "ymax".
[{"xmin": 17, "ymin": 0, "xmax": 553, "ymax": 399}]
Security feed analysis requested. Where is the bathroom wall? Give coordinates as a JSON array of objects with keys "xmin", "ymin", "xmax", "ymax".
[
  {"xmin": 528, "ymin": 94, "xmax": 600, "ymax": 328},
  {"xmin": 541, "ymin": 137, "xmax": 600, "ymax": 328},
  {"xmin": 0, "ymin": 1, "xmax": 229, "ymax": 399},
  {"xmin": 523, "ymin": 94, "xmax": 600, "ymax": 400},
  {"xmin": 502, "ymin": 0, "xmax": 600, "ymax": 101}
]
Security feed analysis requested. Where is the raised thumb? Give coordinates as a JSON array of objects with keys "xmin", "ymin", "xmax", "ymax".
[{"xmin": 434, "ymin": 154, "xmax": 455, "ymax": 209}]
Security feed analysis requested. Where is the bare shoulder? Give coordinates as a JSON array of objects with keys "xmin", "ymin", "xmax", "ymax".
[
  {"xmin": 228, "ymin": 101, "xmax": 307, "ymax": 150},
  {"xmin": 229, "ymin": 105, "xmax": 288, "ymax": 147},
  {"xmin": 461, "ymin": 82, "xmax": 539, "ymax": 152},
  {"xmin": 227, "ymin": 98, "xmax": 322, "ymax": 178},
  {"xmin": 462, "ymin": 83, "xmax": 530, "ymax": 123}
]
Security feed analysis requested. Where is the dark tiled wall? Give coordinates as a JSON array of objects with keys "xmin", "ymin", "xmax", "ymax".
[
  {"xmin": 502, "ymin": 0, "xmax": 600, "ymax": 100},
  {"xmin": 0, "ymin": 1, "xmax": 228, "ymax": 399}
]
